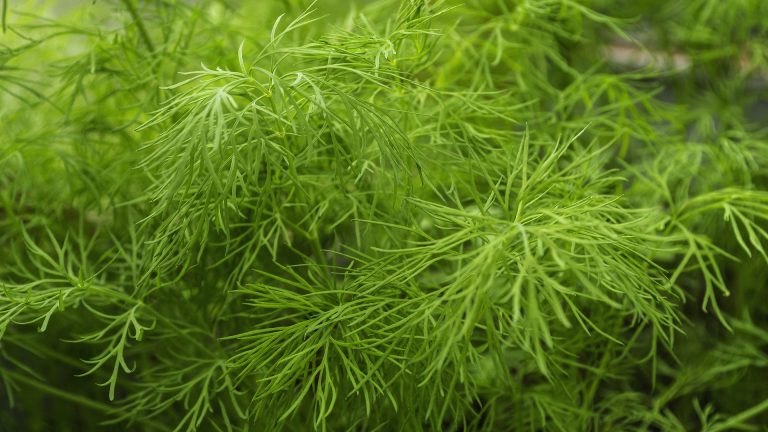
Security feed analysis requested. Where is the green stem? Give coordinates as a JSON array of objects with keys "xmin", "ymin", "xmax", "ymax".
[
  {"xmin": 4, "ymin": 369, "xmax": 171, "ymax": 431},
  {"xmin": 120, "ymin": 0, "xmax": 155, "ymax": 52},
  {"xmin": 309, "ymin": 230, "xmax": 328, "ymax": 267},
  {"xmin": 4, "ymin": 369, "xmax": 115, "ymax": 413},
  {"xmin": 1, "ymin": 0, "xmax": 7, "ymax": 33},
  {"xmin": 709, "ymin": 398, "xmax": 768, "ymax": 432}
]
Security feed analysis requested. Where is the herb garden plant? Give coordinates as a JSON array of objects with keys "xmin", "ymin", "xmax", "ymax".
[{"xmin": 1, "ymin": 0, "xmax": 767, "ymax": 430}]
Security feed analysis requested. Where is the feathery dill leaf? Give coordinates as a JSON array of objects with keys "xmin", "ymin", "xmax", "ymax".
[{"xmin": 1, "ymin": 0, "xmax": 767, "ymax": 431}]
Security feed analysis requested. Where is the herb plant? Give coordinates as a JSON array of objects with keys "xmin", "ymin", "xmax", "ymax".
[{"xmin": 1, "ymin": 0, "xmax": 767, "ymax": 431}]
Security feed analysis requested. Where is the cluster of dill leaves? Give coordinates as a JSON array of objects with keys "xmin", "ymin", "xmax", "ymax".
[{"xmin": 1, "ymin": 0, "xmax": 767, "ymax": 430}]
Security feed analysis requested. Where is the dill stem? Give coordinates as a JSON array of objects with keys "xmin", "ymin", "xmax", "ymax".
[
  {"xmin": 5, "ymin": 370, "xmax": 171, "ymax": 430},
  {"xmin": 4, "ymin": 369, "xmax": 115, "ymax": 413},
  {"xmin": 309, "ymin": 230, "xmax": 328, "ymax": 267},
  {"xmin": 710, "ymin": 398, "xmax": 768, "ymax": 432},
  {"xmin": 120, "ymin": 0, "xmax": 156, "ymax": 52},
  {"xmin": 1, "ymin": 0, "xmax": 7, "ymax": 33}
]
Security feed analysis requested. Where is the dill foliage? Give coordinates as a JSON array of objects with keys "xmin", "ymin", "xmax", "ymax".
[{"xmin": 1, "ymin": 0, "xmax": 767, "ymax": 431}]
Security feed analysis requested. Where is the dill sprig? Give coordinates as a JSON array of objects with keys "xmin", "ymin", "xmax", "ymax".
[{"xmin": 1, "ymin": 0, "xmax": 767, "ymax": 431}]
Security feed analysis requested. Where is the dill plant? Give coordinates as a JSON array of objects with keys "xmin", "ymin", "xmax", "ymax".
[{"xmin": 1, "ymin": 0, "xmax": 767, "ymax": 431}]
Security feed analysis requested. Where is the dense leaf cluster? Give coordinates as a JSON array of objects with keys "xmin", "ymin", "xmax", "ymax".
[{"xmin": 1, "ymin": 0, "xmax": 767, "ymax": 431}]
